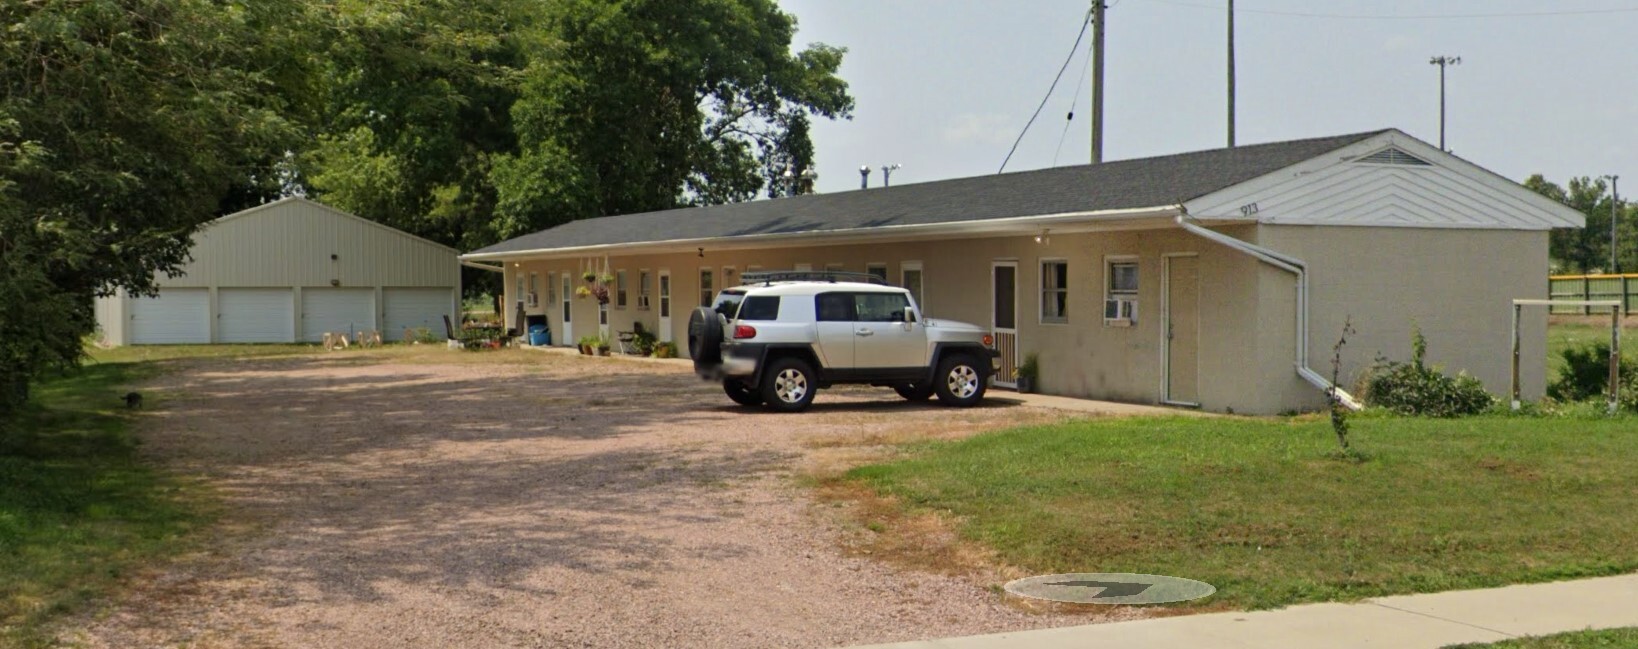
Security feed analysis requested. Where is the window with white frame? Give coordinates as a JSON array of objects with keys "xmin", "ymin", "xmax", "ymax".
[
  {"xmin": 901, "ymin": 261, "xmax": 924, "ymax": 311},
  {"xmin": 514, "ymin": 271, "xmax": 524, "ymax": 307},
  {"xmin": 637, "ymin": 270, "xmax": 651, "ymax": 310},
  {"xmin": 615, "ymin": 270, "xmax": 628, "ymax": 309},
  {"xmin": 866, "ymin": 263, "xmax": 888, "ymax": 283},
  {"xmin": 527, "ymin": 272, "xmax": 540, "ymax": 308},
  {"xmin": 1104, "ymin": 259, "xmax": 1138, "ymax": 326},
  {"xmin": 699, "ymin": 268, "xmax": 714, "ymax": 307},
  {"xmin": 1040, "ymin": 260, "xmax": 1068, "ymax": 324}
]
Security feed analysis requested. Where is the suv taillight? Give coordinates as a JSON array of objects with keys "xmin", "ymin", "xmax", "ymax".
[
  {"xmin": 733, "ymin": 324, "xmax": 758, "ymax": 339},
  {"xmin": 982, "ymin": 333, "xmax": 994, "ymax": 347}
]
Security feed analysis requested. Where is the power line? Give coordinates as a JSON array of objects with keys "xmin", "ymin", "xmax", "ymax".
[
  {"xmin": 1052, "ymin": 33, "xmax": 1095, "ymax": 167},
  {"xmin": 1000, "ymin": 8, "xmax": 1093, "ymax": 174},
  {"xmin": 1146, "ymin": 0, "xmax": 1638, "ymax": 20}
]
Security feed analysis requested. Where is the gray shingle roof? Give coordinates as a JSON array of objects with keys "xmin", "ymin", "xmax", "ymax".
[{"xmin": 468, "ymin": 130, "xmax": 1388, "ymax": 256}]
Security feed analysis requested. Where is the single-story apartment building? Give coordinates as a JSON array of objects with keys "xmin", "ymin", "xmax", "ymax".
[
  {"xmin": 461, "ymin": 129, "xmax": 1583, "ymax": 414},
  {"xmin": 96, "ymin": 197, "xmax": 460, "ymax": 345}
]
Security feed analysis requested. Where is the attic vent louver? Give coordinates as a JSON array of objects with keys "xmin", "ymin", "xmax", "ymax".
[{"xmin": 1358, "ymin": 147, "xmax": 1432, "ymax": 166}]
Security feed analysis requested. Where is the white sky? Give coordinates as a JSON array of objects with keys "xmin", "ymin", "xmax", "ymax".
[{"xmin": 776, "ymin": 0, "xmax": 1638, "ymax": 194}]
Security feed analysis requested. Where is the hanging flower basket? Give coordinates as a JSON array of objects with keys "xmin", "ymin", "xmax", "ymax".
[
  {"xmin": 575, "ymin": 286, "xmax": 592, "ymax": 299},
  {"xmin": 581, "ymin": 270, "xmax": 597, "ymax": 283},
  {"xmin": 590, "ymin": 285, "xmax": 610, "ymax": 305}
]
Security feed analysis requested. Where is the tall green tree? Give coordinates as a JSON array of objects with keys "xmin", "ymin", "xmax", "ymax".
[
  {"xmin": 1526, "ymin": 174, "xmax": 1638, "ymax": 274},
  {"xmin": 0, "ymin": 0, "xmax": 304, "ymax": 418},
  {"xmin": 491, "ymin": 0, "xmax": 853, "ymax": 238},
  {"xmin": 302, "ymin": 0, "xmax": 532, "ymax": 252}
]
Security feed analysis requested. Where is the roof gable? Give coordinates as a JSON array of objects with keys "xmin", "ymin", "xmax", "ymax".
[
  {"xmin": 209, "ymin": 197, "xmax": 461, "ymax": 253},
  {"xmin": 1182, "ymin": 130, "xmax": 1586, "ymax": 230},
  {"xmin": 467, "ymin": 130, "xmax": 1388, "ymax": 257}
]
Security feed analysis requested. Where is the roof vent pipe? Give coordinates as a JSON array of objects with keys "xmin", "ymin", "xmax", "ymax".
[
  {"xmin": 1172, "ymin": 212, "xmax": 1363, "ymax": 410},
  {"xmin": 859, "ymin": 165, "xmax": 871, "ymax": 189}
]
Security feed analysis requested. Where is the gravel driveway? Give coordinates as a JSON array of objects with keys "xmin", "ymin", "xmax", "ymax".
[{"xmin": 62, "ymin": 350, "xmax": 1125, "ymax": 648}]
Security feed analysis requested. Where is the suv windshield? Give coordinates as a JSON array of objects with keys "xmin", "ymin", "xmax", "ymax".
[{"xmin": 711, "ymin": 290, "xmax": 745, "ymax": 319}]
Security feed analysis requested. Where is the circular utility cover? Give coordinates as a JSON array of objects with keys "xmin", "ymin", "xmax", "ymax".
[{"xmin": 1003, "ymin": 572, "xmax": 1216, "ymax": 605}]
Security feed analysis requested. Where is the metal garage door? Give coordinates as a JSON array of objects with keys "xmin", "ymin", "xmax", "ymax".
[
  {"xmin": 300, "ymin": 288, "xmax": 375, "ymax": 342},
  {"xmin": 130, "ymin": 288, "xmax": 210, "ymax": 344},
  {"xmin": 218, "ymin": 288, "xmax": 295, "ymax": 343},
  {"xmin": 383, "ymin": 288, "xmax": 453, "ymax": 341}
]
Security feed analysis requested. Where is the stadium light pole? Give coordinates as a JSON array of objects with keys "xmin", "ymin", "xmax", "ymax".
[{"xmin": 1429, "ymin": 55, "xmax": 1461, "ymax": 151}]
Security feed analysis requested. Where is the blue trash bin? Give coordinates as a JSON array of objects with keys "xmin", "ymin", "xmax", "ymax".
[{"xmin": 528, "ymin": 325, "xmax": 550, "ymax": 346}]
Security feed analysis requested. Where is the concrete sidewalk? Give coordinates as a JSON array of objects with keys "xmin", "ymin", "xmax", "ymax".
[{"xmin": 848, "ymin": 574, "xmax": 1638, "ymax": 649}]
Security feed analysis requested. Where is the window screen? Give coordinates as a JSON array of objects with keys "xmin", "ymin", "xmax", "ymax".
[{"xmin": 1041, "ymin": 260, "xmax": 1068, "ymax": 323}]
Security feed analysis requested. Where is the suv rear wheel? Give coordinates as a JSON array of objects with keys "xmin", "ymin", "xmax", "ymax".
[
  {"xmin": 893, "ymin": 382, "xmax": 934, "ymax": 402},
  {"xmin": 722, "ymin": 379, "xmax": 763, "ymax": 407},
  {"xmin": 760, "ymin": 357, "xmax": 817, "ymax": 412},
  {"xmin": 933, "ymin": 354, "xmax": 987, "ymax": 407}
]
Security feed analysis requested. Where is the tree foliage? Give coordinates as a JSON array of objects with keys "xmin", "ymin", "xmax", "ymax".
[
  {"xmin": 1526, "ymin": 174, "xmax": 1638, "ymax": 273},
  {"xmin": 0, "ymin": 0, "xmax": 304, "ymax": 420}
]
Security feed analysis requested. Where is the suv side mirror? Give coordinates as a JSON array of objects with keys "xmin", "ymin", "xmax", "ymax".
[{"xmin": 903, "ymin": 307, "xmax": 917, "ymax": 324}]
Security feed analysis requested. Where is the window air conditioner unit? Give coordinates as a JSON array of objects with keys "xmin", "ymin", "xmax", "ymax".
[
  {"xmin": 525, "ymin": 292, "xmax": 540, "ymax": 308},
  {"xmin": 1103, "ymin": 298, "xmax": 1136, "ymax": 326},
  {"xmin": 637, "ymin": 294, "xmax": 651, "ymax": 309}
]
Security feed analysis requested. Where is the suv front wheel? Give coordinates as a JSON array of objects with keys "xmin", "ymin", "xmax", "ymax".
[
  {"xmin": 760, "ymin": 357, "xmax": 818, "ymax": 412},
  {"xmin": 933, "ymin": 354, "xmax": 987, "ymax": 407}
]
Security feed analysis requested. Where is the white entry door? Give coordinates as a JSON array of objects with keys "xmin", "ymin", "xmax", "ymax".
[
  {"xmin": 657, "ymin": 269, "xmax": 672, "ymax": 343},
  {"xmin": 384, "ymin": 288, "xmax": 453, "ymax": 340},
  {"xmin": 130, "ymin": 288, "xmax": 210, "ymax": 344},
  {"xmin": 217, "ymin": 288, "xmax": 295, "ymax": 343},
  {"xmin": 301, "ymin": 288, "xmax": 375, "ymax": 342},
  {"xmin": 559, "ymin": 273, "xmax": 573, "ymax": 345},
  {"xmin": 991, "ymin": 262, "xmax": 1018, "ymax": 388}
]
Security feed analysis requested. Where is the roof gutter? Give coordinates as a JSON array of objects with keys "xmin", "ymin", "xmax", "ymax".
[
  {"xmin": 461, "ymin": 260, "xmax": 505, "ymax": 273},
  {"xmin": 1172, "ymin": 212, "xmax": 1363, "ymax": 410},
  {"xmin": 459, "ymin": 205, "xmax": 1185, "ymax": 261}
]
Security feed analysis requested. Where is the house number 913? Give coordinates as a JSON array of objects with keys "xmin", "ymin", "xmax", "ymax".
[{"xmin": 1239, "ymin": 202, "xmax": 1260, "ymax": 216}]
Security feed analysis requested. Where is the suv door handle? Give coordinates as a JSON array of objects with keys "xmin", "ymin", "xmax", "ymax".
[{"xmin": 856, "ymin": 328, "xmax": 874, "ymax": 336}]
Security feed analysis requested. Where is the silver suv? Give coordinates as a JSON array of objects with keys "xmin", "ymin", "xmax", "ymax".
[{"xmin": 688, "ymin": 271, "xmax": 1001, "ymax": 412}]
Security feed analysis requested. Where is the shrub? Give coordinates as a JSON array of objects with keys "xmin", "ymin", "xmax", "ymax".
[
  {"xmin": 1363, "ymin": 328, "xmax": 1494, "ymax": 417},
  {"xmin": 1548, "ymin": 341, "xmax": 1637, "ymax": 403}
]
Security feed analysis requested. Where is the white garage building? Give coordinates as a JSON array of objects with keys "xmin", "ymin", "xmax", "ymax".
[{"xmin": 95, "ymin": 197, "xmax": 460, "ymax": 345}]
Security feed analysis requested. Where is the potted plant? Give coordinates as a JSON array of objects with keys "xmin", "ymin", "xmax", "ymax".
[
  {"xmin": 653, "ymin": 341, "xmax": 676, "ymax": 358},
  {"xmin": 596, "ymin": 336, "xmax": 611, "ymax": 356},
  {"xmin": 577, "ymin": 334, "xmax": 600, "ymax": 355},
  {"xmin": 575, "ymin": 285, "xmax": 592, "ymax": 299},
  {"xmin": 632, "ymin": 328, "xmax": 657, "ymax": 356},
  {"xmin": 1015, "ymin": 352, "xmax": 1040, "ymax": 393},
  {"xmin": 581, "ymin": 270, "xmax": 597, "ymax": 283},
  {"xmin": 590, "ymin": 284, "xmax": 610, "ymax": 305}
]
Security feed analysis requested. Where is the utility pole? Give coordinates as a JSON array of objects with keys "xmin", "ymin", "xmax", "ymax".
[
  {"xmin": 1429, "ymin": 55, "xmax": 1461, "ymax": 151},
  {"xmin": 1090, "ymin": 0, "xmax": 1106, "ymax": 164},
  {"xmin": 1610, "ymin": 175, "xmax": 1621, "ymax": 274},
  {"xmin": 1227, "ymin": 0, "xmax": 1235, "ymax": 148}
]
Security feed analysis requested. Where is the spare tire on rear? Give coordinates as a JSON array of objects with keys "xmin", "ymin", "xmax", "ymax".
[{"xmin": 688, "ymin": 306, "xmax": 724, "ymax": 369}]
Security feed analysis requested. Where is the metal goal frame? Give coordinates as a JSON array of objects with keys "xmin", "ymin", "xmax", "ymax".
[{"xmin": 1511, "ymin": 299, "xmax": 1622, "ymax": 412}]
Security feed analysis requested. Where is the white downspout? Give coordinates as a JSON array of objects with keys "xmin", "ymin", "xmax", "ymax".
[{"xmin": 1173, "ymin": 214, "xmax": 1363, "ymax": 410}]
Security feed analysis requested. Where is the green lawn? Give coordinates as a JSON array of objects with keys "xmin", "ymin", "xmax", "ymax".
[
  {"xmin": 0, "ymin": 358, "xmax": 213, "ymax": 647},
  {"xmin": 1447, "ymin": 627, "xmax": 1638, "ymax": 648},
  {"xmin": 845, "ymin": 412, "xmax": 1638, "ymax": 610}
]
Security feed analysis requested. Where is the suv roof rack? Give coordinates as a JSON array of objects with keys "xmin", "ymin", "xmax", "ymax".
[{"xmin": 740, "ymin": 270, "xmax": 890, "ymax": 286}]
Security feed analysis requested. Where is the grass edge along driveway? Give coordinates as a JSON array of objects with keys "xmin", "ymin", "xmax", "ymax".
[
  {"xmin": 843, "ymin": 412, "xmax": 1638, "ymax": 610},
  {"xmin": 1445, "ymin": 626, "xmax": 1638, "ymax": 648}
]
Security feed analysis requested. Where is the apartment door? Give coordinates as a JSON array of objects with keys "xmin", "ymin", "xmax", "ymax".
[
  {"xmin": 657, "ymin": 269, "xmax": 673, "ymax": 343},
  {"xmin": 559, "ymin": 272, "xmax": 573, "ymax": 345},
  {"xmin": 1164, "ymin": 254, "xmax": 1200, "ymax": 405},
  {"xmin": 992, "ymin": 261, "xmax": 1018, "ymax": 388}
]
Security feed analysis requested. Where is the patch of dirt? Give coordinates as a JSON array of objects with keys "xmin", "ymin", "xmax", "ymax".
[{"xmin": 56, "ymin": 351, "xmax": 1147, "ymax": 648}]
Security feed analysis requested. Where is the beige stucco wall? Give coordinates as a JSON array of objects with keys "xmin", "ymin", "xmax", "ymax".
[
  {"xmin": 505, "ymin": 224, "xmax": 1296, "ymax": 412},
  {"xmin": 1253, "ymin": 225, "xmax": 1550, "ymax": 413}
]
